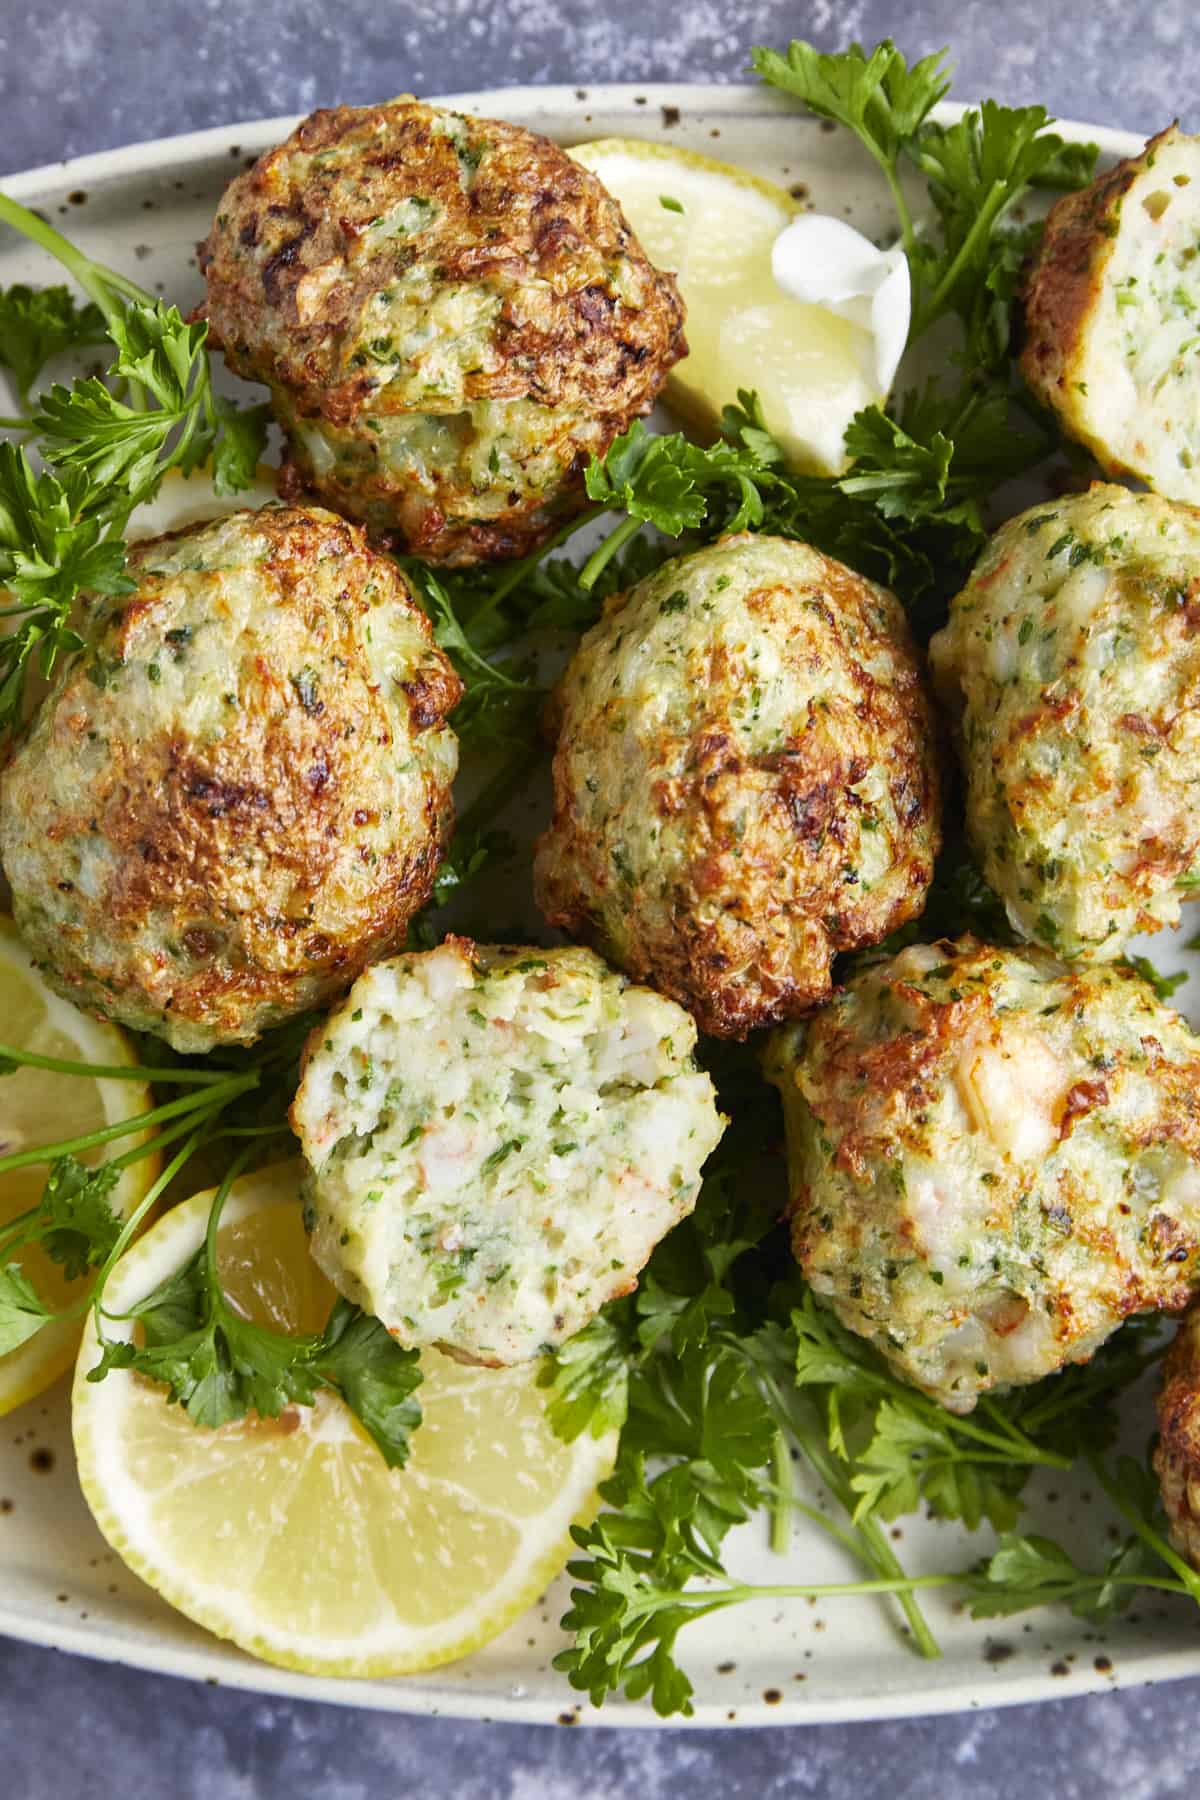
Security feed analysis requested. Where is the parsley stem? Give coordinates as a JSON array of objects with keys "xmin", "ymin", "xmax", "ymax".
[
  {"xmin": 1086, "ymin": 1451, "xmax": 1200, "ymax": 1604},
  {"xmin": 0, "ymin": 1071, "xmax": 257, "ymax": 1174},
  {"xmin": 0, "ymin": 414, "xmax": 31, "ymax": 430},
  {"xmin": 578, "ymin": 514, "xmax": 643, "ymax": 593},
  {"xmin": 908, "ymin": 182, "xmax": 1010, "ymax": 340},
  {"xmin": 0, "ymin": 192, "xmax": 147, "ymax": 329},
  {"xmin": 108, "ymin": 1106, "xmax": 223, "ymax": 1171},
  {"xmin": 756, "ymin": 1365, "xmax": 940, "ymax": 1657},
  {"xmin": 769, "ymin": 1428, "xmax": 792, "ymax": 1556},
  {"xmin": 203, "ymin": 1141, "xmax": 260, "ymax": 1289},
  {"xmin": 92, "ymin": 266, "xmax": 156, "ymax": 307},
  {"xmin": 86, "ymin": 1128, "xmax": 210, "ymax": 1337},
  {"xmin": 652, "ymin": 1572, "xmax": 959, "ymax": 1611},
  {"xmin": 205, "ymin": 1122, "xmax": 296, "ymax": 1141},
  {"xmin": 805, "ymin": 1430, "xmax": 941, "ymax": 1658},
  {"xmin": 969, "ymin": 1572, "xmax": 1194, "ymax": 1615},
  {"xmin": 107, "ymin": 1135, "xmax": 199, "ymax": 1265},
  {"xmin": 0, "ymin": 1115, "xmax": 204, "ymax": 1257},
  {"xmin": 464, "ymin": 504, "xmax": 604, "ymax": 631},
  {"xmin": 0, "ymin": 1041, "xmax": 236, "ymax": 1085},
  {"xmin": 871, "ymin": 154, "xmax": 918, "ymax": 267},
  {"xmin": 970, "ymin": 1396, "xmax": 1073, "ymax": 1466},
  {"xmin": 761, "ymin": 1483, "xmax": 886, "ymax": 1567}
]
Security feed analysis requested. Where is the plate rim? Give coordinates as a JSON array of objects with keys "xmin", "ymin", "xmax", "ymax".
[
  {"xmin": 0, "ymin": 85, "xmax": 1145, "ymax": 200},
  {"xmin": 0, "ymin": 80, "xmax": 1183, "ymax": 1729},
  {"xmin": 2, "ymin": 1574, "xmax": 1196, "ymax": 1729}
]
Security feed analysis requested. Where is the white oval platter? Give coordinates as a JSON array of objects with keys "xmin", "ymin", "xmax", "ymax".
[{"xmin": 1, "ymin": 82, "xmax": 1197, "ymax": 1728}]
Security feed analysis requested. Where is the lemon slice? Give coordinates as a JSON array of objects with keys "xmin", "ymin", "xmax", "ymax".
[
  {"xmin": 72, "ymin": 1160, "xmax": 617, "ymax": 1677},
  {"xmin": 0, "ymin": 915, "xmax": 159, "ymax": 1415},
  {"xmin": 572, "ymin": 138, "xmax": 891, "ymax": 474}
]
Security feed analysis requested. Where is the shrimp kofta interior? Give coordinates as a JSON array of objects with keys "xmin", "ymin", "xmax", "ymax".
[{"xmin": 290, "ymin": 939, "xmax": 725, "ymax": 1365}]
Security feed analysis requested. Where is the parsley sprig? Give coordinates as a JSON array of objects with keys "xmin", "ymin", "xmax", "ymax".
[
  {"xmin": 0, "ymin": 1020, "xmax": 423, "ymax": 1466},
  {"xmin": 544, "ymin": 1036, "xmax": 1178, "ymax": 1716},
  {"xmin": 0, "ymin": 190, "xmax": 267, "ymax": 733},
  {"xmin": 751, "ymin": 39, "xmax": 1097, "ymax": 363},
  {"xmin": 966, "ymin": 1451, "xmax": 1200, "ymax": 1619},
  {"xmin": 90, "ymin": 1147, "xmax": 423, "ymax": 1466},
  {"xmin": 0, "ymin": 1034, "xmax": 273, "ymax": 1359}
]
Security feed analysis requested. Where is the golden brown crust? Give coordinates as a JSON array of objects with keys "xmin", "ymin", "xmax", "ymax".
[
  {"xmin": 198, "ymin": 100, "xmax": 686, "ymax": 562},
  {"xmin": 1018, "ymin": 124, "xmax": 1194, "ymax": 487},
  {"xmin": 1156, "ymin": 1307, "xmax": 1200, "ymax": 1569},
  {"xmin": 768, "ymin": 938, "xmax": 1200, "ymax": 1407},
  {"xmin": 201, "ymin": 101, "xmax": 683, "ymax": 422},
  {"xmin": 534, "ymin": 536, "xmax": 941, "ymax": 1038},
  {"xmin": 1018, "ymin": 146, "xmax": 1142, "ymax": 415},
  {"xmin": 797, "ymin": 952, "xmax": 1200, "ymax": 1302},
  {"xmin": 930, "ymin": 484, "xmax": 1200, "ymax": 958}
]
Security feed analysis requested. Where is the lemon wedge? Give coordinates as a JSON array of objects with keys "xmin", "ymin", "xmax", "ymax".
[
  {"xmin": 0, "ymin": 915, "xmax": 159, "ymax": 1415},
  {"xmin": 572, "ymin": 137, "xmax": 906, "ymax": 474},
  {"xmin": 72, "ymin": 1160, "xmax": 616, "ymax": 1677}
]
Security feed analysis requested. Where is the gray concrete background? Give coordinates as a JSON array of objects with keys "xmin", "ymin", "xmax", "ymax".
[{"xmin": 1, "ymin": 1, "xmax": 1197, "ymax": 1793}]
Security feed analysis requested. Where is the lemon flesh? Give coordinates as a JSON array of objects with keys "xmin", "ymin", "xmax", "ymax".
[
  {"xmin": 0, "ymin": 916, "xmax": 158, "ymax": 1415},
  {"xmin": 72, "ymin": 1160, "xmax": 617, "ymax": 1677},
  {"xmin": 571, "ymin": 138, "xmax": 885, "ymax": 475}
]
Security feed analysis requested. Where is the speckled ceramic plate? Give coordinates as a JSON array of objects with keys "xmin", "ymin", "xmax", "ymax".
[{"xmin": 1, "ymin": 84, "xmax": 1197, "ymax": 1728}]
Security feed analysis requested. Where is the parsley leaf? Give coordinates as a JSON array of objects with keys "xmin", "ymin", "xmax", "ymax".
[
  {"xmin": 0, "ymin": 446, "xmax": 127, "ymax": 728},
  {"xmin": 909, "ymin": 102, "xmax": 1098, "ymax": 346},
  {"xmin": 539, "ymin": 1304, "xmax": 636, "ymax": 1441},
  {"xmin": 406, "ymin": 563, "xmax": 541, "ymax": 748},
  {"xmin": 791, "ymin": 1288, "xmax": 1161, "ymax": 1532},
  {"xmin": 0, "ymin": 1262, "xmax": 53, "ymax": 1355},
  {"xmin": 0, "ymin": 1155, "xmax": 125, "ymax": 1346},
  {"xmin": 1122, "ymin": 953, "xmax": 1188, "ymax": 1003},
  {"xmin": 719, "ymin": 388, "xmax": 787, "ymax": 466},
  {"xmin": 37, "ymin": 1155, "xmax": 123, "ymax": 1280},
  {"xmin": 584, "ymin": 421, "xmax": 710, "ymax": 535},
  {"xmin": 33, "ymin": 305, "xmax": 211, "ymax": 496},
  {"xmin": 750, "ymin": 40, "xmax": 950, "ymax": 233},
  {"xmin": 579, "ymin": 421, "xmax": 774, "ymax": 590},
  {"xmin": 100, "ymin": 1245, "xmax": 325, "ymax": 1426},
  {"xmin": 312, "ymin": 1297, "xmax": 424, "ymax": 1465},
  {"xmin": 0, "ymin": 192, "xmax": 273, "ymax": 733},
  {"xmin": 0, "ymin": 282, "xmax": 108, "ymax": 406},
  {"xmin": 966, "ymin": 1531, "xmax": 1154, "ymax": 1622},
  {"xmin": 967, "ymin": 1449, "xmax": 1200, "ymax": 1621},
  {"xmin": 211, "ymin": 396, "xmax": 271, "ymax": 495}
]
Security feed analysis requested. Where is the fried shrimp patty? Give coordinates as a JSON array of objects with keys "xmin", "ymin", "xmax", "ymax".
[
  {"xmin": 1021, "ymin": 125, "xmax": 1200, "ymax": 501},
  {"xmin": 290, "ymin": 939, "xmax": 725, "ymax": 1365},
  {"xmin": 0, "ymin": 505, "xmax": 461, "ymax": 1053},
  {"xmin": 1155, "ymin": 1306, "xmax": 1200, "ymax": 1569},
  {"xmin": 930, "ymin": 484, "xmax": 1200, "ymax": 960},
  {"xmin": 199, "ymin": 99, "xmax": 686, "ymax": 564},
  {"xmin": 766, "ymin": 939, "xmax": 1200, "ymax": 1412},
  {"xmin": 534, "ymin": 533, "xmax": 941, "ymax": 1038}
]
